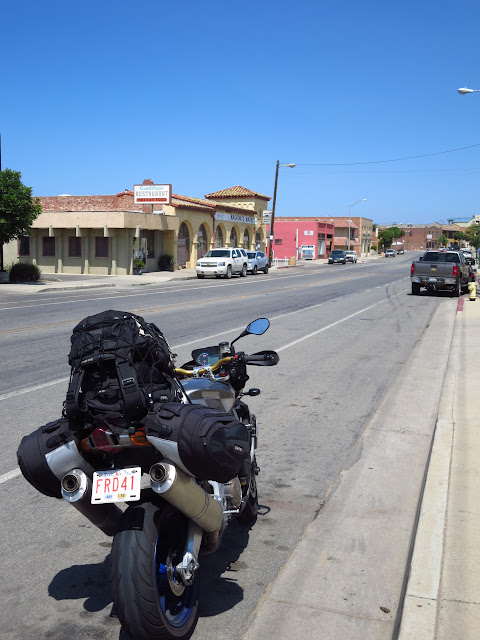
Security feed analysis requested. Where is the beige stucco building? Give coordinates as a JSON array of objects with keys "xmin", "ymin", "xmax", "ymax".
[{"xmin": 4, "ymin": 185, "xmax": 270, "ymax": 275}]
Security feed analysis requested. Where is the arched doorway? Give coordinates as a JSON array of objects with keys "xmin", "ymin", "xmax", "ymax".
[
  {"xmin": 230, "ymin": 227, "xmax": 238, "ymax": 248},
  {"xmin": 178, "ymin": 222, "xmax": 190, "ymax": 265},
  {"xmin": 255, "ymin": 231, "xmax": 262, "ymax": 250},
  {"xmin": 243, "ymin": 228, "xmax": 250, "ymax": 249},
  {"xmin": 197, "ymin": 224, "xmax": 208, "ymax": 259},
  {"xmin": 215, "ymin": 226, "xmax": 224, "ymax": 248}
]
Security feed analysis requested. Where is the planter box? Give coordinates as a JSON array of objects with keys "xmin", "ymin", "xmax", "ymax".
[{"xmin": 0, "ymin": 271, "xmax": 9, "ymax": 283}]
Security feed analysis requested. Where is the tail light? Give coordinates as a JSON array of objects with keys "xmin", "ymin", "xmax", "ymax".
[
  {"xmin": 411, "ymin": 262, "xmax": 415, "ymax": 275},
  {"xmin": 79, "ymin": 426, "xmax": 152, "ymax": 453},
  {"xmin": 452, "ymin": 265, "xmax": 459, "ymax": 278}
]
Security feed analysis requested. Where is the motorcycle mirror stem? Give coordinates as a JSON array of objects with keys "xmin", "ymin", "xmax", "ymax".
[{"xmin": 231, "ymin": 318, "xmax": 270, "ymax": 350}]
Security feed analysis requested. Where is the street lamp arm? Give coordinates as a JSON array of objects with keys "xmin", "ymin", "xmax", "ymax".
[{"xmin": 458, "ymin": 87, "xmax": 480, "ymax": 94}]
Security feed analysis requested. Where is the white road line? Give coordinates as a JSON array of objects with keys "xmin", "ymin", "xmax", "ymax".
[
  {"xmin": 0, "ymin": 265, "xmax": 369, "ymax": 312},
  {"xmin": 0, "ymin": 468, "xmax": 21, "ymax": 485},
  {"xmin": 275, "ymin": 290, "xmax": 405, "ymax": 353},
  {"xmin": 0, "ymin": 377, "xmax": 70, "ymax": 401},
  {"xmin": 1, "ymin": 286, "xmax": 407, "ymax": 401}
]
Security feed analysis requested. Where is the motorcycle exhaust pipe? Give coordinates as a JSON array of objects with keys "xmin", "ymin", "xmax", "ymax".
[
  {"xmin": 61, "ymin": 469, "xmax": 122, "ymax": 536},
  {"xmin": 149, "ymin": 462, "xmax": 223, "ymax": 550}
]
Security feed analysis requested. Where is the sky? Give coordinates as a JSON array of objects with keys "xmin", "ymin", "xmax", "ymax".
[{"xmin": 1, "ymin": 0, "xmax": 480, "ymax": 226}]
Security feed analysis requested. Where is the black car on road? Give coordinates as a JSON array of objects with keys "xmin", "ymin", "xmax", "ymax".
[{"xmin": 329, "ymin": 250, "xmax": 347, "ymax": 264}]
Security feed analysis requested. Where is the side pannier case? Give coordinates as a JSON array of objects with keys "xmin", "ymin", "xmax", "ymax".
[
  {"xmin": 144, "ymin": 402, "xmax": 250, "ymax": 483},
  {"xmin": 17, "ymin": 418, "xmax": 93, "ymax": 498}
]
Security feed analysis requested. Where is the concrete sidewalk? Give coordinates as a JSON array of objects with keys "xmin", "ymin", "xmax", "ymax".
[
  {"xmin": 242, "ymin": 291, "xmax": 480, "ymax": 640},
  {"xmin": 399, "ymin": 294, "xmax": 480, "ymax": 639}
]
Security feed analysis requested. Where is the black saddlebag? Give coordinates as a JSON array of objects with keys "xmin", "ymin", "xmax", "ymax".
[
  {"xmin": 144, "ymin": 402, "xmax": 250, "ymax": 483},
  {"xmin": 17, "ymin": 418, "xmax": 80, "ymax": 499}
]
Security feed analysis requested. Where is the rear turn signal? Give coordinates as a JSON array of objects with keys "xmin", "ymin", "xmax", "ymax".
[
  {"xmin": 452, "ymin": 265, "xmax": 459, "ymax": 278},
  {"xmin": 411, "ymin": 262, "xmax": 415, "ymax": 276}
]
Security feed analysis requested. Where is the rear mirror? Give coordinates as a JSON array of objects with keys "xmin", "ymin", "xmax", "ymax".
[{"xmin": 246, "ymin": 318, "xmax": 269, "ymax": 335}]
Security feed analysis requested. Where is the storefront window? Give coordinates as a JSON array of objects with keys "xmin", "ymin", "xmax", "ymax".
[
  {"xmin": 141, "ymin": 230, "xmax": 155, "ymax": 258},
  {"xmin": 243, "ymin": 229, "xmax": 250, "ymax": 249},
  {"xmin": 18, "ymin": 236, "xmax": 30, "ymax": 257},
  {"xmin": 215, "ymin": 226, "xmax": 223, "ymax": 248},
  {"xmin": 95, "ymin": 237, "xmax": 109, "ymax": 258},
  {"xmin": 42, "ymin": 237, "xmax": 55, "ymax": 257},
  {"xmin": 230, "ymin": 228, "xmax": 238, "ymax": 247},
  {"xmin": 68, "ymin": 237, "xmax": 82, "ymax": 257}
]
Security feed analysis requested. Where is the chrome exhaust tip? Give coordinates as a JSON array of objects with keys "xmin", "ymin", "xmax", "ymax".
[{"xmin": 60, "ymin": 468, "xmax": 122, "ymax": 536}]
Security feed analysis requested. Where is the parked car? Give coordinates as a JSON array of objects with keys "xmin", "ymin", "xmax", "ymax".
[
  {"xmin": 196, "ymin": 247, "xmax": 248, "ymax": 279},
  {"xmin": 411, "ymin": 250, "xmax": 471, "ymax": 296},
  {"xmin": 345, "ymin": 251, "xmax": 358, "ymax": 263},
  {"xmin": 328, "ymin": 250, "xmax": 347, "ymax": 264},
  {"xmin": 246, "ymin": 250, "xmax": 269, "ymax": 274},
  {"xmin": 397, "ymin": 248, "xmax": 404, "ymax": 255},
  {"xmin": 385, "ymin": 249, "xmax": 396, "ymax": 258},
  {"xmin": 461, "ymin": 249, "xmax": 476, "ymax": 266}
]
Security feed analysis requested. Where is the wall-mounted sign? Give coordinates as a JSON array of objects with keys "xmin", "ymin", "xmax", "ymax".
[
  {"xmin": 134, "ymin": 184, "xmax": 172, "ymax": 204},
  {"xmin": 304, "ymin": 230, "xmax": 313, "ymax": 236},
  {"xmin": 216, "ymin": 211, "xmax": 256, "ymax": 225},
  {"xmin": 263, "ymin": 210, "xmax": 272, "ymax": 224}
]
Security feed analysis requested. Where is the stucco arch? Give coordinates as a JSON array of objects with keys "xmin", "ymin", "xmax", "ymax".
[
  {"xmin": 177, "ymin": 219, "xmax": 194, "ymax": 267},
  {"xmin": 228, "ymin": 225, "xmax": 240, "ymax": 248},
  {"xmin": 215, "ymin": 224, "xmax": 226, "ymax": 248},
  {"xmin": 242, "ymin": 227, "xmax": 251, "ymax": 249},
  {"xmin": 255, "ymin": 228, "xmax": 265, "ymax": 251},
  {"xmin": 195, "ymin": 222, "xmax": 211, "ymax": 259}
]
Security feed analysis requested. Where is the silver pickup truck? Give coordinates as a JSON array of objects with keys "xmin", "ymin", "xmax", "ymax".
[{"xmin": 410, "ymin": 250, "xmax": 472, "ymax": 296}]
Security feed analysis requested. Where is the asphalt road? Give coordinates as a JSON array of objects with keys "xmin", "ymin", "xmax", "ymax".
[{"xmin": 0, "ymin": 255, "xmax": 446, "ymax": 640}]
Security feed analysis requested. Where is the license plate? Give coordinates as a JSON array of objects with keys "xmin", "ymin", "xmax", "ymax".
[{"xmin": 91, "ymin": 467, "xmax": 141, "ymax": 504}]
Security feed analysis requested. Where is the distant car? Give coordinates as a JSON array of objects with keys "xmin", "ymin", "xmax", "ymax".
[
  {"xmin": 329, "ymin": 250, "xmax": 347, "ymax": 264},
  {"xmin": 461, "ymin": 249, "xmax": 475, "ymax": 266},
  {"xmin": 385, "ymin": 249, "xmax": 396, "ymax": 258},
  {"xmin": 345, "ymin": 251, "xmax": 358, "ymax": 263},
  {"xmin": 397, "ymin": 248, "xmax": 404, "ymax": 255},
  {"xmin": 246, "ymin": 250, "xmax": 269, "ymax": 274}
]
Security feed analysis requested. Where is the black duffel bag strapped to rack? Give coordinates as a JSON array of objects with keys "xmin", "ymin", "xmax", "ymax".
[
  {"xmin": 65, "ymin": 310, "xmax": 179, "ymax": 425},
  {"xmin": 144, "ymin": 402, "xmax": 250, "ymax": 483}
]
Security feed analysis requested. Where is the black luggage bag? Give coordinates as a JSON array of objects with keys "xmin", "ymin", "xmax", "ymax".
[{"xmin": 144, "ymin": 402, "xmax": 250, "ymax": 483}]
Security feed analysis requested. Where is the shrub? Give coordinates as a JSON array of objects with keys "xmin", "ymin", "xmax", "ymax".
[
  {"xmin": 133, "ymin": 258, "xmax": 145, "ymax": 269},
  {"xmin": 9, "ymin": 262, "xmax": 41, "ymax": 282},
  {"xmin": 158, "ymin": 253, "xmax": 174, "ymax": 270}
]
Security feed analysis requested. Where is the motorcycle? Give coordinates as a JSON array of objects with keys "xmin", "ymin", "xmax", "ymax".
[{"xmin": 58, "ymin": 317, "xmax": 279, "ymax": 640}]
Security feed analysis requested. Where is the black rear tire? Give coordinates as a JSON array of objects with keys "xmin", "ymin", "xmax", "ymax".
[
  {"xmin": 253, "ymin": 265, "xmax": 257, "ymax": 275},
  {"xmin": 412, "ymin": 283, "xmax": 420, "ymax": 295},
  {"xmin": 111, "ymin": 503, "xmax": 200, "ymax": 640},
  {"xmin": 240, "ymin": 264, "xmax": 247, "ymax": 277},
  {"xmin": 238, "ymin": 459, "xmax": 259, "ymax": 525},
  {"xmin": 263, "ymin": 265, "xmax": 269, "ymax": 274},
  {"xmin": 453, "ymin": 279, "xmax": 461, "ymax": 297}
]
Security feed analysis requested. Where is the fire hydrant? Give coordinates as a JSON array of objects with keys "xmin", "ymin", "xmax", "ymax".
[{"xmin": 468, "ymin": 280, "xmax": 477, "ymax": 301}]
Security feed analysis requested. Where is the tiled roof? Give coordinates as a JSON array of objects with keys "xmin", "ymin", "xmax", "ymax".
[
  {"xmin": 204, "ymin": 186, "xmax": 271, "ymax": 201},
  {"xmin": 172, "ymin": 193, "xmax": 257, "ymax": 215}
]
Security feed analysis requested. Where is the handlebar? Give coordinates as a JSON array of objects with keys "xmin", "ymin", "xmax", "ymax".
[{"xmin": 175, "ymin": 356, "xmax": 233, "ymax": 377}]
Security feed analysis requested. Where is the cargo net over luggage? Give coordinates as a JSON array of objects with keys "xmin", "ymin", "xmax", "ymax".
[{"xmin": 65, "ymin": 310, "xmax": 180, "ymax": 428}]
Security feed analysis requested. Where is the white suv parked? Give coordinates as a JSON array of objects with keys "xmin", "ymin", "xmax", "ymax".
[{"xmin": 196, "ymin": 247, "xmax": 248, "ymax": 279}]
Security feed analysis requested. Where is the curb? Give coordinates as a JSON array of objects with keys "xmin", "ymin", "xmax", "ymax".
[{"xmin": 38, "ymin": 283, "xmax": 117, "ymax": 292}]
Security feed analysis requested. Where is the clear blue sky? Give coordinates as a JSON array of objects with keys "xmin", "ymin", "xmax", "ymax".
[{"xmin": 1, "ymin": 0, "xmax": 480, "ymax": 225}]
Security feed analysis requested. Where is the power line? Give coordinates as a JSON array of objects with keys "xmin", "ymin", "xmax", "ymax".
[{"xmin": 296, "ymin": 143, "xmax": 480, "ymax": 166}]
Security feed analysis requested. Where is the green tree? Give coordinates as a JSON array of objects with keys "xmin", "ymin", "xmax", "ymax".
[
  {"xmin": 378, "ymin": 226, "xmax": 405, "ymax": 250},
  {"xmin": 464, "ymin": 224, "xmax": 480, "ymax": 250},
  {"xmin": 438, "ymin": 234, "xmax": 448, "ymax": 247},
  {"xmin": 0, "ymin": 169, "xmax": 41, "ymax": 271},
  {"xmin": 453, "ymin": 231, "xmax": 465, "ymax": 242}
]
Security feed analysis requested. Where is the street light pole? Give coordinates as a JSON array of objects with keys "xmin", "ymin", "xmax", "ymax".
[
  {"xmin": 268, "ymin": 161, "xmax": 295, "ymax": 267},
  {"xmin": 458, "ymin": 87, "xmax": 480, "ymax": 94},
  {"xmin": 348, "ymin": 199, "xmax": 367, "ymax": 252}
]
